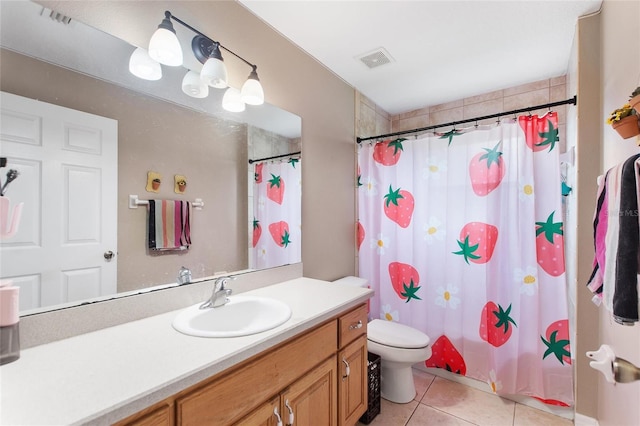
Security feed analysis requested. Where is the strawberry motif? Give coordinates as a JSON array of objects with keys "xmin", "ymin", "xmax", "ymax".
[
  {"xmin": 357, "ymin": 221, "xmax": 365, "ymax": 251},
  {"xmin": 479, "ymin": 302, "xmax": 517, "ymax": 347},
  {"xmin": 268, "ymin": 221, "xmax": 291, "ymax": 248},
  {"xmin": 254, "ymin": 163, "xmax": 263, "ymax": 183},
  {"xmin": 288, "ymin": 157, "xmax": 299, "ymax": 168},
  {"xmin": 469, "ymin": 142, "xmax": 506, "ymax": 196},
  {"xmin": 438, "ymin": 129, "xmax": 464, "ymax": 146},
  {"xmin": 388, "ymin": 262, "xmax": 421, "ymax": 303},
  {"xmin": 535, "ymin": 211, "xmax": 565, "ymax": 276},
  {"xmin": 425, "ymin": 335, "xmax": 467, "ymax": 375},
  {"xmin": 531, "ymin": 397, "xmax": 570, "ymax": 407},
  {"xmin": 383, "ymin": 185, "xmax": 414, "ymax": 228},
  {"xmin": 266, "ymin": 174, "xmax": 285, "ymax": 204},
  {"xmin": 373, "ymin": 138, "xmax": 406, "ymax": 166},
  {"xmin": 252, "ymin": 218, "xmax": 262, "ymax": 248},
  {"xmin": 518, "ymin": 112, "xmax": 560, "ymax": 152},
  {"xmin": 453, "ymin": 222, "xmax": 498, "ymax": 264},
  {"xmin": 541, "ymin": 319, "xmax": 571, "ymax": 365}
]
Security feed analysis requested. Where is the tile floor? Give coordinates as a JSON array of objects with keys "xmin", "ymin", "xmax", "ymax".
[{"xmin": 357, "ymin": 369, "xmax": 573, "ymax": 426}]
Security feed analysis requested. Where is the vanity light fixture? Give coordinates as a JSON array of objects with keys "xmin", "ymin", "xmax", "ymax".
[
  {"xmin": 129, "ymin": 47, "xmax": 162, "ymax": 81},
  {"xmin": 222, "ymin": 87, "xmax": 245, "ymax": 112},
  {"xmin": 131, "ymin": 10, "xmax": 265, "ymax": 111},
  {"xmin": 181, "ymin": 70, "xmax": 209, "ymax": 98},
  {"xmin": 148, "ymin": 11, "xmax": 183, "ymax": 66},
  {"xmin": 199, "ymin": 39, "xmax": 228, "ymax": 89}
]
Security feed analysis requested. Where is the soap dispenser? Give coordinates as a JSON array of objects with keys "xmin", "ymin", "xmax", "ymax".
[{"xmin": 0, "ymin": 279, "xmax": 20, "ymax": 365}]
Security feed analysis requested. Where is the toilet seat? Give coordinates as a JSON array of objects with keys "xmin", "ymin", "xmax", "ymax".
[{"xmin": 367, "ymin": 319, "xmax": 430, "ymax": 349}]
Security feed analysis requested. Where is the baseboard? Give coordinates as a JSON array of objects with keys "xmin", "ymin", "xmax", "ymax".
[
  {"xmin": 574, "ymin": 413, "xmax": 599, "ymax": 426},
  {"xmin": 413, "ymin": 364, "xmax": 575, "ymax": 420}
]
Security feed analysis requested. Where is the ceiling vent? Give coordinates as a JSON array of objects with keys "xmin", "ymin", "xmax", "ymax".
[
  {"xmin": 356, "ymin": 47, "xmax": 394, "ymax": 69},
  {"xmin": 40, "ymin": 7, "xmax": 72, "ymax": 25}
]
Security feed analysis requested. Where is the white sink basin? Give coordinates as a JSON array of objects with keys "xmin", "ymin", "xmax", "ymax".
[{"xmin": 172, "ymin": 295, "xmax": 292, "ymax": 338}]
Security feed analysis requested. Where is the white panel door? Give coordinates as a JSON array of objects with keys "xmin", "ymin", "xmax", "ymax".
[{"xmin": 0, "ymin": 91, "xmax": 117, "ymax": 311}]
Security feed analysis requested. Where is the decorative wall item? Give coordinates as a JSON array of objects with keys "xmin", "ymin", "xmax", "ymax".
[
  {"xmin": 607, "ymin": 102, "xmax": 640, "ymax": 139},
  {"xmin": 146, "ymin": 171, "xmax": 162, "ymax": 192},
  {"xmin": 629, "ymin": 86, "xmax": 640, "ymax": 114},
  {"xmin": 174, "ymin": 175, "xmax": 187, "ymax": 193}
]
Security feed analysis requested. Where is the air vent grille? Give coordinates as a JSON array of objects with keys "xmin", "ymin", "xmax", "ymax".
[
  {"xmin": 40, "ymin": 7, "xmax": 72, "ymax": 25},
  {"xmin": 357, "ymin": 48, "xmax": 394, "ymax": 69}
]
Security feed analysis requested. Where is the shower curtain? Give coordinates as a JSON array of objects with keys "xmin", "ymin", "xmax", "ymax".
[
  {"xmin": 357, "ymin": 112, "xmax": 573, "ymax": 406},
  {"xmin": 250, "ymin": 158, "xmax": 302, "ymax": 270}
]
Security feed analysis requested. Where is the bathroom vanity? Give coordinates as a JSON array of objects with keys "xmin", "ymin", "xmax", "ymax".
[{"xmin": 0, "ymin": 278, "xmax": 372, "ymax": 425}]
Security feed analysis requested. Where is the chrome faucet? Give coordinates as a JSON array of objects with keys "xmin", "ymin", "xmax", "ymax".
[{"xmin": 199, "ymin": 276, "xmax": 234, "ymax": 309}]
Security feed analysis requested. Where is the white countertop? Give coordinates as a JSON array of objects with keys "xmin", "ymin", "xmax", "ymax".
[{"xmin": 0, "ymin": 277, "xmax": 373, "ymax": 425}]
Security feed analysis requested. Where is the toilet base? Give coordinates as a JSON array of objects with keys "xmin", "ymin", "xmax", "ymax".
[{"xmin": 379, "ymin": 359, "xmax": 416, "ymax": 404}]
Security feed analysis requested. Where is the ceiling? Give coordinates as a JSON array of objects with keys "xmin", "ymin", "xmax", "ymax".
[{"xmin": 239, "ymin": 0, "xmax": 602, "ymax": 115}]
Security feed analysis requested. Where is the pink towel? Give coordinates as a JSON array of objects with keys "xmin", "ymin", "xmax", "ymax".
[{"xmin": 148, "ymin": 200, "xmax": 191, "ymax": 250}]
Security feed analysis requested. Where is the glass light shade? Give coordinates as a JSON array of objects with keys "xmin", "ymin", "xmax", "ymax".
[
  {"xmin": 241, "ymin": 78, "xmax": 264, "ymax": 106},
  {"xmin": 148, "ymin": 27, "xmax": 183, "ymax": 66},
  {"xmin": 222, "ymin": 87, "xmax": 245, "ymax": 112},
  {"xmin": 181, "ymin": 71, "xmax": 209, "ymax": 98},
  {"xmin": 128, "ymin": 47, "xmax": 162, "ymax": 81},
  {"xmin": 200, "ymin": 57, "xmax": 228, "ymax": 89}
]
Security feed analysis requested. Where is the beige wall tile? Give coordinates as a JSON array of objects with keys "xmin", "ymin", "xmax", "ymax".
[
  {"xmin": 504, "ymin": 88, "xmax": 550, "ymax": 111},
  {"xmin": 430, "ymin": 99, "xmax": 464, "ymax": 112},
  {"xmin": 395, "ymin": 114, "xmax": 430, "ymax": 133},
  {"xmin": 375, "ymin": 105, "xmax": 390, "ymax": 120},
  {"xmin": 550, "ymin": 75, "xmax": 567, "ymax": 86},
  {"xmin": 358, "ymin": 102, "xmax": 377, "ymax": 138},
  {"xmin": 550, "ymin": 84, "xmax": 568, "ymax": 102},
  {"xmin": 398, "ymin": 106, "xmax": 430, "ymax": 120},
  {"xmin": 430, "ymin": 107, "xmax": 464, "ymax": 127},
  {"xmin": 375, "ymin": 111, "xmax": 392, "ymax": 136},
  {"xmin": 360, "ymin": 93, "xmax": 376, "ymax": 110},
  {"xmin": 503, "ymin": 79, "xmax": 550, "ymax": 97},
  {"xmin": 463, "ymin": 98, "xmax": 504, "ymax": 120},
  {"xmin": 464, "ymin": 89, "xmax": 503, "ymax": 105}
]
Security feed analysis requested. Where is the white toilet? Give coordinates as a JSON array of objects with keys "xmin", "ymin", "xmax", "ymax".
[{"xmin": 333, "ymin": 277, "xmax": 432, "ymax": 404}]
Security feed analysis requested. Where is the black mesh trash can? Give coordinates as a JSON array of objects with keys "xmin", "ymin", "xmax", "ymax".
[{"xmin": 358, "ymin": 352, "xmax": 381, "ymax": 424}]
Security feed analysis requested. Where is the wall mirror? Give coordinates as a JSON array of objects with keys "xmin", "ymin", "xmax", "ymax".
[{"xmin": 0, "ymin": 1, "xmax": 302, "ymax": 315}]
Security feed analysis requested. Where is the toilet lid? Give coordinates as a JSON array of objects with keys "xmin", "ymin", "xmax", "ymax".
[{"xmin": 367, "ymin": 319, "xmax": 430, "ymax": 349}]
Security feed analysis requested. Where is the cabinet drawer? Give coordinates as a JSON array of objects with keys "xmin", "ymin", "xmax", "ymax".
[{"xmin": 338, "ymin": 304, "xmax": 368, "ymax": 348}]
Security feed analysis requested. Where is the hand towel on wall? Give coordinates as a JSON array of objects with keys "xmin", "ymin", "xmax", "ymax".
[
  {"xmin": 587, "ymin": 153, "xmax": 640, "ymax": 325},
  {"xmin": 147, "ymin": 200, "xmax": 191, "ymax": 251}
]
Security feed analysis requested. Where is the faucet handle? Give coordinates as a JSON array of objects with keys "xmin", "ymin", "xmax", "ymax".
[{"xmin": 215, "ymin": 275, "xmax": 236, "ymax": 289}]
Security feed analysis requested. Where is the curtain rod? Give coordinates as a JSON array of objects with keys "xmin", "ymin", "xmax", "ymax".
[
  {"xmin": 356, "ymin": 95, "xmax": 577, "ymax": 144},
  {"xmin": 248, "ymin": 151, "xmax": 301, "ymax": 164}
]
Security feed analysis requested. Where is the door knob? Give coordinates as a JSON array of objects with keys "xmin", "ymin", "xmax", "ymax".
[{"xmin": 104, "ymin": 250, "xmax": 115, "ymax": 260}]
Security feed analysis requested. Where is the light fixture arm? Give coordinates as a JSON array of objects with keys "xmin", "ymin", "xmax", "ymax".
[{"xmin": 164, "ymin": 11, "xmax": 257, "ymax": 70}]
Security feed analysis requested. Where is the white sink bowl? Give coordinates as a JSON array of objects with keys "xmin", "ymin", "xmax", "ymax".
[{"xmin": 172, "ymin": 295, "xmax": 292, "ymax": 338}]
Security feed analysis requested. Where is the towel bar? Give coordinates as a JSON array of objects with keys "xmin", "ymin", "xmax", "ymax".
[{"xmin": 128, "ymin": 195, "xmax": 204, "ymax": 210}]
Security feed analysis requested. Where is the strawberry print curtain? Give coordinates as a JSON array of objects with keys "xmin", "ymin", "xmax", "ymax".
[
  {"xmin": 251, "ymin": 158, "xmax": 302, "ymax": 270},
  {"xmin": 358, "ymin": 112, "xmax": 573, "ymax": 406}
]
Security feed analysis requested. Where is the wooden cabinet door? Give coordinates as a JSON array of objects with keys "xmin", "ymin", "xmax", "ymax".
[
  {"xmin": 234, "ymin": 396, "xmax": 281, "ymax": 426},
  {"xmin": 280, "ymin": 356, "xmax": 337, "ymax": 426},
  {"xmin": 338, "ymin": 335, "xmax": 368, "ymax": 426}
]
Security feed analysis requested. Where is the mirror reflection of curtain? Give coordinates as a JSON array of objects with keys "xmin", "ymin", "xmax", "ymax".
[
  {"xmin": 358, "ymin": 112, "xmax": 573, "ymax": 406},
  {"xmin": 250, "ymin": 158, "xmax": 302, "ymax": 269}
]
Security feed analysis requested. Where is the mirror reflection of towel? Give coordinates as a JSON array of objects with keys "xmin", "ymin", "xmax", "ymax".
[{"xmin": 148, "ymin": 200, "xmax": 191, "ymax": 251}]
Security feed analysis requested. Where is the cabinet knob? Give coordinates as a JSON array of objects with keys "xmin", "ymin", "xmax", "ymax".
[
  {"xmin": 349, "ymin": 320, "xmax": 363, "ymax": 330},
  {"xmin": 342, "ymin": 357, "xmax": 351, "ymax": 380}
]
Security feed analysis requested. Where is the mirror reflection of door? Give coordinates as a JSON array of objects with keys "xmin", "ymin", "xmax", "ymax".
[{"xmin": 0, "ymin": 92, "xmax": 117, "ymax": 311}]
